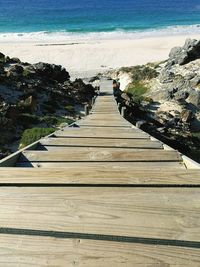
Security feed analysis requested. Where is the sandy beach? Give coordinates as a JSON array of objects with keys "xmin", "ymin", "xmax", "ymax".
[{"xmin": 0, "ymin": 34, "xmax": 200, "ymax": 79}]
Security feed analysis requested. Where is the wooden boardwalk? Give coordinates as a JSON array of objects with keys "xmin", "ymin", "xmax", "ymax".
[{"xmin": 0, "ymin": 79, "xmax": 200, "ymax": 266}]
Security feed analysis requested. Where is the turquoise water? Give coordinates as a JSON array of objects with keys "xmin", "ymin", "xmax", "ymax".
[{"xmin": 0, "ymin": 0, "xmax": 200, "ymax": 39}]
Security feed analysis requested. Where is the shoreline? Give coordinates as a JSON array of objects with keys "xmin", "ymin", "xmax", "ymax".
[{"xmin": 0, "ymin": 34, "xmax": 200, "ymax": 79}]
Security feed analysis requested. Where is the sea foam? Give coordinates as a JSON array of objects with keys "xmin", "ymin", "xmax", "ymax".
[{"xmin": 0, "ymin": 24, "xmax": 200, "ymax": 43}]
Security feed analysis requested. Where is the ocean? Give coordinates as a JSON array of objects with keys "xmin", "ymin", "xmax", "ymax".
[{"xmin": 0, "ymin": 0, "xmax": 200, "ymax": 41}]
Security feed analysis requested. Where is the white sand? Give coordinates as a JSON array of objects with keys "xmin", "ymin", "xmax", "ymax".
[{"xmin": 0, "ymin": 34, "xmax": 200, "ymax": 79}]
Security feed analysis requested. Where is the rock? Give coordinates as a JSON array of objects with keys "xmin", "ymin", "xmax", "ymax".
[
  {"xmin": 149, "ymin": 89, "xmax": 171, "ymax": 101},
  {"xmin": 89, "ymin": 76, "xmax": 100, "ymax": 83},
  {"xmin": 9, "ymin": 57, "xmax": 21, "ymax": 64},
  {"xmin": 168, "ymin": 46, "xmax": 188, "ymax": 66},
  {"xmin": 180, "ymin": 110, "xmax": 194, "ymax": 123},
  {"xmin": 0, "ymin": 52, "xmax": 5, "ymax": 63},
  {"xmin": 186, "ymin": 89, "xmax": 200, "ymax": 107},
  {"xmin": 190, "ymin": 76, "xmax": 200, "ymax": 86},
  {"xmin": 173, "ymin": 90, "xmax": 189, "ymax": 102},
  {"xmin": 169, "ymin": 46, "xmax": 182, "ymax": 59},
  {"xmin": 190, "ymin": 119, "xmax": 200, "ymax": 131},
  {"xmin": 159, "ymin": 69, "xmax": 175, "ymax": 83},
  {"xmin": 136, "ymin": 120, "xmax": 147, "ymax": 129},
  {"xmin": 168, "ymin": 39, "xmax": 200, "ymax": 66},
  {"xmin": 71, "ymin": 79, "xmax": 96, "ymax": 102},
  {"xmin": 7, "ymin": 64, "xmax": 24, "ymax": 76},
  {"xmin": 121, "ymin": 92, "xmax": 131, "ymax": 102},
  {"xmin": 34, "ymin": 62, "xmax": 70, "ymax": 83}
]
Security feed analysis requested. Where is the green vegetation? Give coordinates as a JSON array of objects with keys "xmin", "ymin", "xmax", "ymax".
[
  {"xmin": 121, "ymin": 64, "xmax": 157, "ymax": 104},
  {"xmin": 126, "ymin": 81, "xmax": 148, "ymax": 96},
  {"xmin": 126, "ymin": 81, "xmax": 152, "ymax": 104},
  {"xmin": 40, "ymin": 116, "xmax": 74, "ymax": 127},
  {"xmin": 121, "ymin": 65, "xmax": 158, "ymax": 81},
  {"xmin": 19, "ymin": 127, "xmax": 55, "ymax": 149},
  {"xmin": 18, "ymin": 114, "xmax": 74, "ymax": 127},
  {"xmin": 22, "ymin": 68, "xmax": 29, "ymax": 77},
  {"xmin": 18, "ymin": 113, "xmax": 41, "ymax": 125},
  {"xmin": 42, "ymin": 103, "xmax": 56, "ymax": 113},
  {"xmin": 18, "ymin": 115, "xmax": 74, "ymax": 149},
  {"xmin": 192, "ymin": 132, "xmax": 200, "ymax": 138},
  {"xmin": 65, "ymin": 105, "xmax": 75, "ymax": 113}
]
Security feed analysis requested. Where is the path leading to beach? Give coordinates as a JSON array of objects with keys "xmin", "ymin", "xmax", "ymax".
[{"xmin": 0, "ymin": 79, "xmax": 200, "ymax": 265}]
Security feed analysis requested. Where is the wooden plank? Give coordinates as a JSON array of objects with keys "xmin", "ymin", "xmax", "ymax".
[
  {"xmin": 78, "ymin": 124, "xmax": 131, "ymax": 128},
  {"xmin": 77, "ymin": 125, "xmax": 140, "ymax": 131},
  {"xmin": 84, "ymin": 119, "xmax": 127, "ymax": 123},
  {"xmin": 40, "ymin": 138, "xmax": 163, "ymax": 149},
  {"xmin": 93, "ymin": 108, "xmax": 118, "ymax": 111},
  {"xmin": 0, "ymin": 187, "xmax": 199, "ymax": 241},
  {"xmin": 77, "ymin": 125, "xmax": 133, "ymax": 129},
  {"xmin": 16, "ymin": 161, "xmax": 186, "ymax": 168},
  {"xmin": 78, "ymin": 122, "xmax": 131, "ymax": 127},
  {"xmin": 65, "ymin": 127, "xmax": 141, "ymax": 133},
  {"xmin": 20, "ymin": 148, "xmax": 181, "ymax": 162},
  {"xmin": 56, "ymin": 131, "xmax": 149, "ymax": 139},
  {"xmin": 60, "ymin": 127, "xmax": 142, "ymax": 133},
  {"xmin": 91, "ymin": 112, "xmax": 120, "ymax": 115},
  {"xmin": 84, "ymin": 116, "xmax": 126, "ymax": 120},
  {"xmin": 0, "ymin": 168, "xmax": 199, "ymax": 184},
  {"xmin": 0, "ymin": 235, "xmax": 200, "ymax": 266}
]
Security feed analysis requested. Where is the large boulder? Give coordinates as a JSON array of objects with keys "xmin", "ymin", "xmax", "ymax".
[
  {"xmin": 34, "ymin": 62, "xmax": 70, "ymax": 83},
  {"xmin": 167, "ymin": 39, "xmax": 200, "ymax": 66},
  {"xmin": 71, "ymin": 79, "xmax": 96, "ymax": 102},
  {"xmin": 7, "ymin": 64, "xmax": 24, "ymax": 77}
]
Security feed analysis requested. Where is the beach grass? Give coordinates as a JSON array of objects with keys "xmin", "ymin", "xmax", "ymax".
[{"xmin": 19, "ymin": 127, "xmax": 55, "ymax": 149}]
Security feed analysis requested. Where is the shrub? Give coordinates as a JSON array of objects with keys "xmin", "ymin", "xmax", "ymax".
[
  {"xmin": 18, "ymin": 113, "xmax": 40, "ymax": 126},
  {"xmin": 42, "ymin": 103, "xmax": 56, "ymax": 113},
  {"xmin": 19, "ymin": 127, "xmax": 55, "ymax": 149},
  {"xmin": 65, "ymin": 105, "xmax": 75, "ymax": 113},
  {"xmin": 22, "ymin": 68, "xmax": 30, "ymax": 77},
  {"xmin": 125, "ymin": 81, "xmax": 152, "ymax": 104},
  {"xmin": 121, "ymin": 65, "xmax": 158, "ymax": 81},
  {"xmin": 41, "ymin": 116, "xmax": 74, "ymax": 127}
]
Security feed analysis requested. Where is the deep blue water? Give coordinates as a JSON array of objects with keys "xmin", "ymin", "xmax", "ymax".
[{"xmin": 0, "ymin": 0, "xmax": 200, "ymax": 36}]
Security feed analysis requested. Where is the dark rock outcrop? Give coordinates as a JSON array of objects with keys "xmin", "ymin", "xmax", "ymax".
[
  {"xmin": 33, "ymin": 62, "xmax": 70, "ymax": 83},
  {"xmin": 0, "ymin": 54, "xmax": 96, "ymax": 155}
]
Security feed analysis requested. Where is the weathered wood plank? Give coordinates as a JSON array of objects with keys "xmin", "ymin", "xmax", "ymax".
[
  {"xmin": 0, "ymin": 187, "xmax": 199, "ymax": 241},
  {"xmin": 20, "ymin": 148, "xmax": 181, "ymax": 162},
  {"xmin": 78, "ymin": 124, "xmax": 131, "ymax": 128},
  {"xmin": 60, "ymin": 127, "xmax": 142, "ymax": 132},
  {"xmin": 78, "ymin": 122, "xmax": 131, "ymax": 127},
  {"xmin": 56, "ymin": 130, "xmax": 149, "ymax": 139},
  {"xmin": 64, "ymin": 127, "xmax": 141, "ymax": 133},
  {"xmin": 0, "ymin": 235, "xmax": 200, "ymax": 266},
  {"xmin": 83, "ymin": 117, "xmax": 128, "ymax": 121},
  {"xmin": 40, "ymin": 137, "xmax": 162, "ymax": 149},
  {"xmin": 0, "ymin": 168, "xmax": 199, "ymax": 184},
  {"xmin": 16, "ymin": 161, "xmax": 186, "ymax": 168}
]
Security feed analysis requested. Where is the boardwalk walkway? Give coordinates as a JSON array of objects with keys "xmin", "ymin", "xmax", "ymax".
[{"xmin": 0, "ymin": 79, "xmax": 200, "ymax": 266}]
